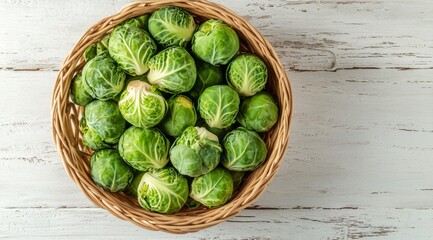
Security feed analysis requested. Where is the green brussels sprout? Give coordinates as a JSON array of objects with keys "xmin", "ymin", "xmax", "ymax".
[
  {"xmin": 118, "ymin": 80, "xmax": 167, "ymax": 128},
  {"xmin": 120, "ymin": 74, "xmax": 149, "ymax": 100},
  {"xmin": 118, "ymin": 126, "xmax": 170, "ymax": 171},
  {"xmin": 84, "ymin": 100, "xmax": 126, "ymax": 141},
  {"xmin": 82, "ymin": 52, "xmax": 126, "ymax": 100},
  {"xmin": 198, "ymin": 85, "xmax": 240, "ymax": 129},
  {"xmin": 190, "ymin": 168, "xmax": 233, "ymax": 207},
  {"xmin": 82, "ymin": 129, "xmax": 113, "ymax": 150},
  {"xmin": 125, "ymin": 171, "xmax": 145, "ymax": 197},
  {"xmin": 192, "ymin": 19, "xmax": 239, "ymax": 65},
  {"xmin": 91, "ymin": 149, "xmax": 134, "ymax": 192},
  {"xmin": 237, "ymin": 92, "xmax": 279, "ymax": 132},
  {"xmin": 230, "ymin": 171, "xmax": 245, "ymax": 191},
  {"xmin": 189, "ymin": 60, "xmax": 223, "ymax": 99},
  {"xmin": 80, "ymin": 117, "xmax": 113, "ymax": 150},
  {"xmin": 96, "ymin": 35, "xmax": 110, "ymax": 54},
  {"xmin": 137, "ymin": 167, "xmax": 189, "ymax": 214},
  {"xmin": 108, "ymin": 25, "xmax": 157, "ymax": 76},
  {"xmin": 83, "ymin": 44, "xmax": 97, "ymax": 62},
  {"xmin": 226, "ymin": 54, "xmax": 268, "ymax": 96},
  {"xmin": 147, "ymin": 47, "xmax": 197, "ymax": 94},
  {"xmin": 79, "ymin": 115, "xmax": 87, "ymax": 133},
  {"xmin": 125, "ymin": 73, "xmax": 149, "ymax": 83},
  {"xmin": 159, "ymin": 95, "xmax": 197, "ymax": 137},
  {"xmin": 85, "ymin": 35, "xmax": 110, "ymax": 62},
  {"xmin": 222, "ymin": 127, "xmax": 268, "ymax": 171},
  {"xmin": 148, "ymin": 6, "xmax": 196, "ymax": 47},
  {"xmin": 70, "ymin": 73, "xmax": 93, "ymax": 106},
  {"xmin": 123, "ymin": 14, "xmax": 149, "ymax": 30},
  {"xmin": 204, "ymin": 124, "xmax": 235, "ymax": 140},
  {"xmin": 170, "ymin": 126, "xmax": 222, "ymax": 177},
  {"xmin": 185, "ymin": 197, "xmax": 201, "ymax": 209}
]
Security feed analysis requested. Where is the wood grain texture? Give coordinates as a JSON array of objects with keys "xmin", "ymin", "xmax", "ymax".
[
  {"xmin": 0, "ymin": 0, "xmax": 433, "ymax": 238},
  {"xmin": 1, "ymin": 208, "xmax": 432, "ymax": 239},
  {"xmin": 0, "ymin": 0, "xmax": 432, "ymax": 71}
]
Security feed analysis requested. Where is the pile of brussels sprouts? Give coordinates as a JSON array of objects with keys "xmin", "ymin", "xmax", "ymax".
[{"xmin": 70, "ymin": 6, "xmax": 279, "ymax": 214}]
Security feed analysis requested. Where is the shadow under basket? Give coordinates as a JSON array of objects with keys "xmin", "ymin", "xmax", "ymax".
[{"xmin": 51, "ymin": 0, "xmax": 293, "ymax": 234}]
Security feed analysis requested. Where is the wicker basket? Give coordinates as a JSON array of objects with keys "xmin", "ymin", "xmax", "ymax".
[{"xmin": 51, "ymin": 0, "xmax": 293, "ymax": 234}]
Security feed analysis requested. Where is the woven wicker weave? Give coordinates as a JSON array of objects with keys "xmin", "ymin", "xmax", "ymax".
[{"xmin": 51, "ymin": 0, "xmax": 293, "ymax": 234}]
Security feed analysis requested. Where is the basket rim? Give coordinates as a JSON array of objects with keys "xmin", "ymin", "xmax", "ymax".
[{"xmin": 51, "ymin": 0, "xmax": 293, "ymax": 234}]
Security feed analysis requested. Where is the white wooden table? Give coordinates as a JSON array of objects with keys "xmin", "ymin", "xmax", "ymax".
[{"xmin": 1, "ymin": 0, "xmax": 432, "ymax": 239}]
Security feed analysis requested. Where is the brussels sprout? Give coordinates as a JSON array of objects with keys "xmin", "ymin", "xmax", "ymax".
[
  {"xmin": 125, "ymin": 73, "xmax": 149, "ymax": 83},
  {"xmin": 137, "ymin": 167, "xmax": 189, "ymax": 214},
  {"xmin": 118, "ymin": 80, "xmax": 167, "ymax": 128},
  {"xmin": 118, "ymin": 126, "xmax": 170, "ymax": 171},
  {"xmin": 189, "ymin": 60, "xmax": 223, "ymax": 99},
  {"xmin": 148, "ymin": 6, "xmax": 196, "ymax": 47},
  {"xmin": 120, "ymin": 74, "xmax": 149, "ymax": 100},
  {"xmin": 159, "ymin": 95, "xmax": 197, "ymax": 137},
  {"xmin": 109, "ymin": 25, "xmax": 157, "ymax": 76},
  {"xmin": 70, "ymin": 73, "xmax": 93, "ymax": 106},
  {"xmin": 123, "ymin": 14, "xmax": 149, "ymax": 30},
  {"xmin": 125, "ymin": 171, "xmax": 145, "ymax": 197},
  {"xmin": 82, "ymin": 52, "xmax": 126, "ymax": 100},
  {"xmin": 84, "ymin": 35, "xmax": 110, "ymax": 61},
  {"xmin": 83, "ymin": 44, "xmax": 97, "ymax": 62},
  {"xmin": 80, "ymin": 117, "xmax": 112, "ymax": 150},
  {"xmin": 170, "ymin": 126, "xmax": 222, "ymax": 177},
  {"xmin": 198, "ymin": 85, "xmax": 240, "ymax": 129},
  {"xmin": 192, "ymin": 19, "xmax": 239, "ymax": 65},
  {"xmin": 185, "ymin": 197, "xmax": 201, "ymax": 209},
  {"xmin": 230, "ymin": 171, "xmax": 245, "ymax": 191},
  {"xmin": 196, "ymin": 117, "xmax": 234, "ymax": 139},
  {"xmin": 82, "ymin": 129, "xmax": 113, "ymax": 150},
  {"xmin": 97, "ymin": 35, "xmax": 110, "ymax": 54},
  {"xmin": 222, "ymin": 127, "xmax": 268, "ymax": 171},
  {"xmin": 84, "ymin": 100, "xmax": 126, "ymax": 141},
  {"xmin": 79, "ymin": 116, "xmax": 87, "ymax": 133},
  {"xmin": 226, "ymin": 54, "xmax": 268, "ymax": 96},
  {"xmin": 190, "ymin": 168, "xmax": 233, "ymax": 207},
  {"xmin": 204, "ymin": 124, "xmax": 235, "ymax": 140},
  {"xmin": 91, "ymin": 149, "xmax": 134, "ymax": 192},
  {"xmin": 237, "ymin": 92, "xmax": 279, "ymax": 132},
  {"xmin": 147, "ymin": 47, "xmax": 196, "ymax": 94}
]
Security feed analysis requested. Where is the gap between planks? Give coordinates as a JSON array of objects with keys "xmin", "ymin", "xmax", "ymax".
[
  {"xmin": 1, "ymin": 67, "xmax": 433, "ymax": 72},
  {"xmin": 2, "ymin": 208, "xmax": 433, "ymax": 239},
  {"xmin": 2, "ymin": 206, "xmax": 433, "ymax": 210}
]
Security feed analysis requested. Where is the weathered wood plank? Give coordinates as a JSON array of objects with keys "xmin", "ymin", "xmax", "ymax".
[
  {"xmin": 0, "ymin": 0, "xmax": 432, "ymax": 71},
  {"xmin": 1, "ymin": 69, "xmax": 432, "ymax": 209},
  {"xmin": 1, "ymin": 0, "xmax": 433, "ymax": 237},
  {"xmin": 1, "ymin": 208, "xmax": 432, "ymax": 239}
]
